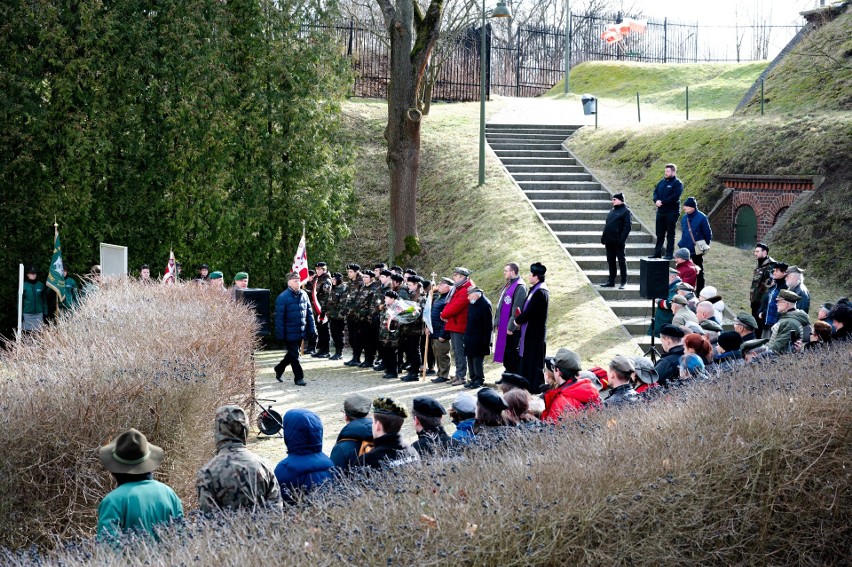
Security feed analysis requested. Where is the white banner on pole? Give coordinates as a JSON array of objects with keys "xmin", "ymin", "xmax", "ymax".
[
  {"xmin": 17, "ymin": 264, "xmax": 24, "ymax": 342},
  {"xmin": 99, "ymin": 243, "xmax": 128, "ymax": 279}
]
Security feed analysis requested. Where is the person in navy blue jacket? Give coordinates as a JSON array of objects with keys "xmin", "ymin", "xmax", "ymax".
[
  {"xmin": 274, "ymin": 409, "xmax": 334, "ymax": 504},
  {"xmin": 677, "ymin": 196, "xmax": 712, "ymax": 293},
  {"xmin": 274, "ymin": 272, "xmax": 316, "ymax": 386},
  {"xmin": 651, "ymin": 163, "xmax": 684, "ymax": 259}
]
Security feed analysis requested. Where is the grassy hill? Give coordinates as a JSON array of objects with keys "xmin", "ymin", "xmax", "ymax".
[
  {"xmin": 337, "ymin": 99, "xmax": 640, "ymax": 367},
  {"xmin": 547, "ymin": 60, "xmax": 767, "ymax": 118},
  {"xmin": 738, "ymin": 8, "xmax": 852, "ymax": 114}
]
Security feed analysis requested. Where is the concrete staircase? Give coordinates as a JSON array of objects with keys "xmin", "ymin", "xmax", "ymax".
[{"xmin": 487, "ymin": 123, "xmax": 657, "ymax": 351}]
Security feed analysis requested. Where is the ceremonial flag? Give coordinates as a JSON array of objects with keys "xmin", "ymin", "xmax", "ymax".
[
  {"xmin": 46, "ymin": 225, "xmax": 66, "ymax": 305},
  {"xmin": 311, "ymin": 280, "xmax": 326, "ymax": 323},
  {"xmin": 163, "ymin": 250, "xmax": 177, "ymax": 285},
  {"xmin": 291, "ymin": 229, "xmax": 309, "ymax": 286}
]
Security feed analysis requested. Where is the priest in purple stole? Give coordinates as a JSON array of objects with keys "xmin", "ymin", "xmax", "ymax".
[
  {"xmin": 493, "ymin": 262, "xmax": 527, "ymax": 373},
  {"xmin": 513, "ymin": 262, "xmax": 549, "ymax": 394}
]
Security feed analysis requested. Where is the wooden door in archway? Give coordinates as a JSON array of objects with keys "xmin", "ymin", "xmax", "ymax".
[{"xmin": 735, "ymin": 205, "xmax": 757, "ymax": 249}]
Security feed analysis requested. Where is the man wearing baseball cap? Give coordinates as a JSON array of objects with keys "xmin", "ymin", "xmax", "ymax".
[
  {"xmin": 541, "ymin": 348, "xmax": 600, "ymax": 423},
  {"xmin": 97, "ymin": 429, "xmax": 183, "ymax": 543}
]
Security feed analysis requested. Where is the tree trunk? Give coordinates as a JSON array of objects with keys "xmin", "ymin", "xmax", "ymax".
[{"xmin": 378, "ymin": 0, "xmax": 444, "ymax": 261}]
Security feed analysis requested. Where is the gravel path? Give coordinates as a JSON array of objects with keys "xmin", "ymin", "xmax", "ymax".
[{"xmin": 247, "ymin": 347, "xmax": 507, "ymax": 462}]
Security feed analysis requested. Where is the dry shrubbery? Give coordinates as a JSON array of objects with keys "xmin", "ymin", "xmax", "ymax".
[
  {"xmin": 5, "ymin": 342, "xmax": 850, "ymax": 565},
  {"xmin": 0, "ymin": 282, "xmax": 257, "ymax": 549}
]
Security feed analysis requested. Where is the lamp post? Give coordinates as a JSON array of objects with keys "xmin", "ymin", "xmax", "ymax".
[{"xmin": 479, "ymin": 0, "xmax": 512, "ymax": 186}]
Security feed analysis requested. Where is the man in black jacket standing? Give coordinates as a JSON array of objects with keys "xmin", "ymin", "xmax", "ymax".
[
  {"xmin": 599, "ymin": 192, "xmax": 632, "ymax": 290},
  {"xmin": 650, "ymin": 163, "xmax": 683, "ymax": 260}
]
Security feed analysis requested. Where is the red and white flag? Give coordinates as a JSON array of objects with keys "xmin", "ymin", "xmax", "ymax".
[
  {"xmin": 163, "ymin": 250, "xmax": 177, "ymax": 285},
  {"xmin": 291, "ymin": 229, "xmax": 309, "ymax": 286}
]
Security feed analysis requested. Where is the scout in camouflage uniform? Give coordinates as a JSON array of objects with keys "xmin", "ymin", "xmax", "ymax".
[
  {"xmin": 326, "ymin": 272, "xmax": 348, "ymax": 360},
  {"xmin": 359, "ymin": 271, "xmax": 383, "ymax": 368},
  {"xmin": 311, "ymin": 262, "xmax": 334, "ymax": 358},
  {"xmin": 303, "ymin": 270, "xmax": 318, "ymax": 354},
  {"xmin": 343, "ymin": 264, "xmax": 365, "ymax": 366},
  {"xmin": 399, "ymin": 276, "xmax": 425, "ymax": 382},
  {"xmin": 379, "ymin": 290, "xmax": 402, "ymax": 379},
  {"xmin": 196, "ymin": 405, "xmax": 283, "ymax": 513}
]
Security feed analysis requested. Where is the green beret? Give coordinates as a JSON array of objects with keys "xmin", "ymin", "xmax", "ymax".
[
  {"xmin": 735, "ymin": 312, "xmax": 758, "ymax": 330},
  {"xmin": 777, "ymin": 289, "xmax": 801, "ymax": 303},
  {"xmin": 234, "ymin": 272, "xmax": 248, "ymax": 281},
  {"xmin": 209, "ymin": 271, "xmax": 223, "ymax": 280},
  {"xmin": 741, "ymin": 338, "xmax": 769, "ymax": 354}
]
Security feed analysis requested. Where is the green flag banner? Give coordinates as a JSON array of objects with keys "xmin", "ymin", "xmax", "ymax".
[{"xmin": 46, "ymin": 230, "xmax": 66, "ymax": 303}]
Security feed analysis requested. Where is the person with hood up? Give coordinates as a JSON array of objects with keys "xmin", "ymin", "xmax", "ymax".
[
  {"xmin": 274, "ymin": 409, "xmax": 335, "ymax": 503},
  {"xmin": 196, "ymin": 405, "xmax": 283, "ymax": 513},
  {"xmin": 541, "ymin": 348, "xmax": 600, "ymax": 422}
]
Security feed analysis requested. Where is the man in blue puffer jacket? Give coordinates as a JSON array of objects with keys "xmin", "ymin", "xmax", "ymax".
[
  {"xmin": 274, "ymin": 409, "xmax": 334, "ymax": 504},
  {"xmin": 677, "ymin": 196, "xmax": 712, "ymax": 293},
  {"xmin": 274, "ymin": 272, "xmax": 316, "ymax": 386}
]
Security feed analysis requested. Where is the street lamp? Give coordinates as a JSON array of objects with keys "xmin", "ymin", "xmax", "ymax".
[{"xmin": 479, "ymin": 0, "xmax": 512, "ymax": 186}]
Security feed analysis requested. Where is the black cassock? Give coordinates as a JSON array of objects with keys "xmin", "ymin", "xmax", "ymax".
[{"xmin": 514, "ymin": 282, "xmax": 549, "ymax": 394}]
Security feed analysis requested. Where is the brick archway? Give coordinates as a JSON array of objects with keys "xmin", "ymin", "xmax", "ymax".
[{"xmin": 709, "ymin": 175, "xmax": 819, "ymax": 246}]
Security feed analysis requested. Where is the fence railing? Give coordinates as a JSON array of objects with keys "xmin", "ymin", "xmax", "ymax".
[{"xmin": 303, "ymin": 14, "xmax": 802, "ymax": 101}]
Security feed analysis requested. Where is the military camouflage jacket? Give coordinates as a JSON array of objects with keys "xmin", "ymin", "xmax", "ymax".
[
  {"xmin": 196, "ymin": 442, "xmax": 283, "ymax": 512},
  {"xmin": 326, "ymin": 282, "xmax": 348, "ymax": 320},
  {"xmin": 342, "ymin": 278, "xmax": 363, "ymax": 319},
  {"xmin": 314, "ymin": 273, "xmax": 333, "ymax": 312}
]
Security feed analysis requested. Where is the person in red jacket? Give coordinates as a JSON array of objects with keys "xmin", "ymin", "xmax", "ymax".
[
  {"xmin": 674, "ymin": 248, "xmax": 699, "ymax": 288},
  {"xmin": 441, "ymin": 267, "xmax": 474, "ymax": 386},
  {"xmin": 541, "ymin": 348, "xmax": 601, "ymax": 423}
]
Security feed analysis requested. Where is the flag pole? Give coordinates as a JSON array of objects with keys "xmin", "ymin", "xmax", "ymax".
[
  {"xmin": 53, "ymin": 219, "xmax": 59, "ymax": 315},
  {"xmin": 420, "ymin": 272, "xmax": 437, "ymax": 382}
]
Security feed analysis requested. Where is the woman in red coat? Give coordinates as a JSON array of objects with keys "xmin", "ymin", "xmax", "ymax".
[{"xmin": 441, "ymin": 267, "xmax": 474, "ymax": 385}]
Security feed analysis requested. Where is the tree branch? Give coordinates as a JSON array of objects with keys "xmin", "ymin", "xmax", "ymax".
[{"xmin": 375, "ymin": 0, "xmax": 397, "ymax": 29}]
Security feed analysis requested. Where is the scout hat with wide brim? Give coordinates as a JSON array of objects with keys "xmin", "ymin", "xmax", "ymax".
[{"xmin": 99, "ymin": 428, "xmax": 164, "ymax": 474}]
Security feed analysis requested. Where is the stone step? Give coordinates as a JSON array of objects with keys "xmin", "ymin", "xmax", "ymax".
[
  {"xmin": 513, "ymin": 172, "xmax": 593, "ymax": 182},
  {"xmin": 573, "ymin": 256, "xmax": 648, "ymax": 271},
  {"xmin": 619, "ymin": 316, "xmax": 654, "ymax": 335},
  {"xmin": 492, "ymin": 149, "xmax": 570, "ymax": 158},
  {"xmin": 530, "ymin": 199, "xmax": 612, "ymax": 211},
  {"xmin": 564, "ymin": 243, "xmax": 658, "ymax": 257},
  {"xmin": 523, "ymin": 189, "xmax": 605, "ymax": 200},
  {"xmin": 486, "ymin": 133, "xmax": 570, "ymax": 142},
  {"xmin": 547, "ymin": 219, "xmax": 643, "ymax": 231},
  {"xmin": 486, "ymin": 123, "xmax": 582, "ymax": 132},
  {"xmin": 584, "ymin": 269, "xmax": 642, "ymax": 278},
  {"xmin": 607, "ymin": 299, "xmax": 657, "ymax": 318},
  {"xmin": 596, "ymin": 285, "xmax": 644, "ymax": 300},
  {"xmin": 490, "ymin": 143, "xmax": 566, "ymax": 152},
  {"xmin": 505, "ymin": 164, "xmax": 587, "ymax": 174},
  {"xmin": 538, "ymin": 209, "xmax": 611, "ymax": 221},
  {"xmin": 553, "ymin": 231, "xmax": 654, "ymax": 244},
  {"xmin": 518, "ymin": 181, "xmax": 602, "ymax": 191},
  {"xmin": 498, "ymin": 157, "xmax": 577, "ymax": 166}
]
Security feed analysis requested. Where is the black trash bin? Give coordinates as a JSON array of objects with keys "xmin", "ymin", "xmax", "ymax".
[{"xmin": 581, "ymin": 94, "xmax": 597, "ymax": 115}]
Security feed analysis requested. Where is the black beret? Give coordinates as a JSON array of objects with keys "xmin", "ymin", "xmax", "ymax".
[
  {"xmin": 379, "ymin": 269, "xmax": 393, "ymax": 277},
  {"xmin": 347, "ymin": 263, "xmax": 361, "ymax": 272},
  {"xmin": 140, "ymin": 264, "xmax": 150, "ymax": 270},
  {"xmin": 26, "ymin": 265, "xmax": 38, "ymax": 274},
  {"xmin": 391, "ymin": 265, "xmax": 403, "ymax": 273},
  {"xmin": 362, "ymin": 271, "xmax": 376, "ymax": 279},
  {"xmin": 500, "ymin": 372, "xmax": 530, "ymax": 391},
  {"xmin": 199, "ymin": 264, "xmax": 209, "ymax": 269},
  {"xmin": 390, "ymin": 274, "xmax": 404, "ymax": 283},
  {"xmin": 660, "ymin": 324, "xmax": 685, "ymax": 338},
  {"xmin": 530, "ymin": 262, "xmax": 547, "ymax": 276},
  {"xmin": 332, "ymin": 272, "xmax": 343, "ymax": 280},
  {"xmin": 404, "ymin": 269, "xmax": 417, "ymax": 276},
  {"xmin": 384, "ymin": 290, "xmax": 399, "ymax": 299},
  {"xmin": 412, "ymin": 396, "xmax": 446, "ymax": 418},
  {"xmin": 717, "ymin": 330, "xmax": 743, "ymax": 352},
  {"xmin": 374, "ymin": 263, "xmax": 387, "ymax": 270},
  {"xmin": 314, "ymin": 262, "xmax": 327, "ymax": 268},
  {"xmin": 477, "ymin": 388, "xmax": 508, "ymax": 413},
  {"xmin": 408, "ymin": 275, "xmax": 423, "ymax": 284}
]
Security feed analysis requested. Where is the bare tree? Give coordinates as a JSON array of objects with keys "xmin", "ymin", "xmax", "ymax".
[{"xmin": 375, "ymin": 0, "xmax": 446, "ymax": 260}]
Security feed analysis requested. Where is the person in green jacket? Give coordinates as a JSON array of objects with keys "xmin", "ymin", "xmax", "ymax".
[
  {"xmin": 767, "ymin": 290, "xmax": 811, "ymax": 354},
  {"xmin": 22, "ymin": 266, "xmax": 46, "ymax": 332},
  {"xmin": 97, "ymin": 429, "xmax": 183, "ymax": 544},
  {"xmin": 62, "ymin": 267, "xmax": 78, "ymax": 309}
]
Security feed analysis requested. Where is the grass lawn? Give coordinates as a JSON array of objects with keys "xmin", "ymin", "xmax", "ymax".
[
  {"xmin": 547, "ymin": 60, "xmax": 768, "ymax": 119},
  {"xmin": 339, "ymin": 99, "xmax": 640, "ymax": 370}
]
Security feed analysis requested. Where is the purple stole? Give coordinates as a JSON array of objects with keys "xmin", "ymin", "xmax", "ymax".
[
  {"xmin": 519, "ymin": 282, "xmax": 545, "ymax": 357},
  {"xmin": 493, "ymin": 278, "xmax": 521, "ymax": 363}
]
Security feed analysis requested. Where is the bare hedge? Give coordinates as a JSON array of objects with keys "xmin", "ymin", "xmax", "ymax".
[{"xmin": 0, "ymin": 282, "xmax": 257, "ymax": 549}]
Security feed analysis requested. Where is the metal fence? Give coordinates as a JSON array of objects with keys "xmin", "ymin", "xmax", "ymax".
[{"xmin": 305, "ymin": 14, "xmax": 802, "ymax": 101}]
